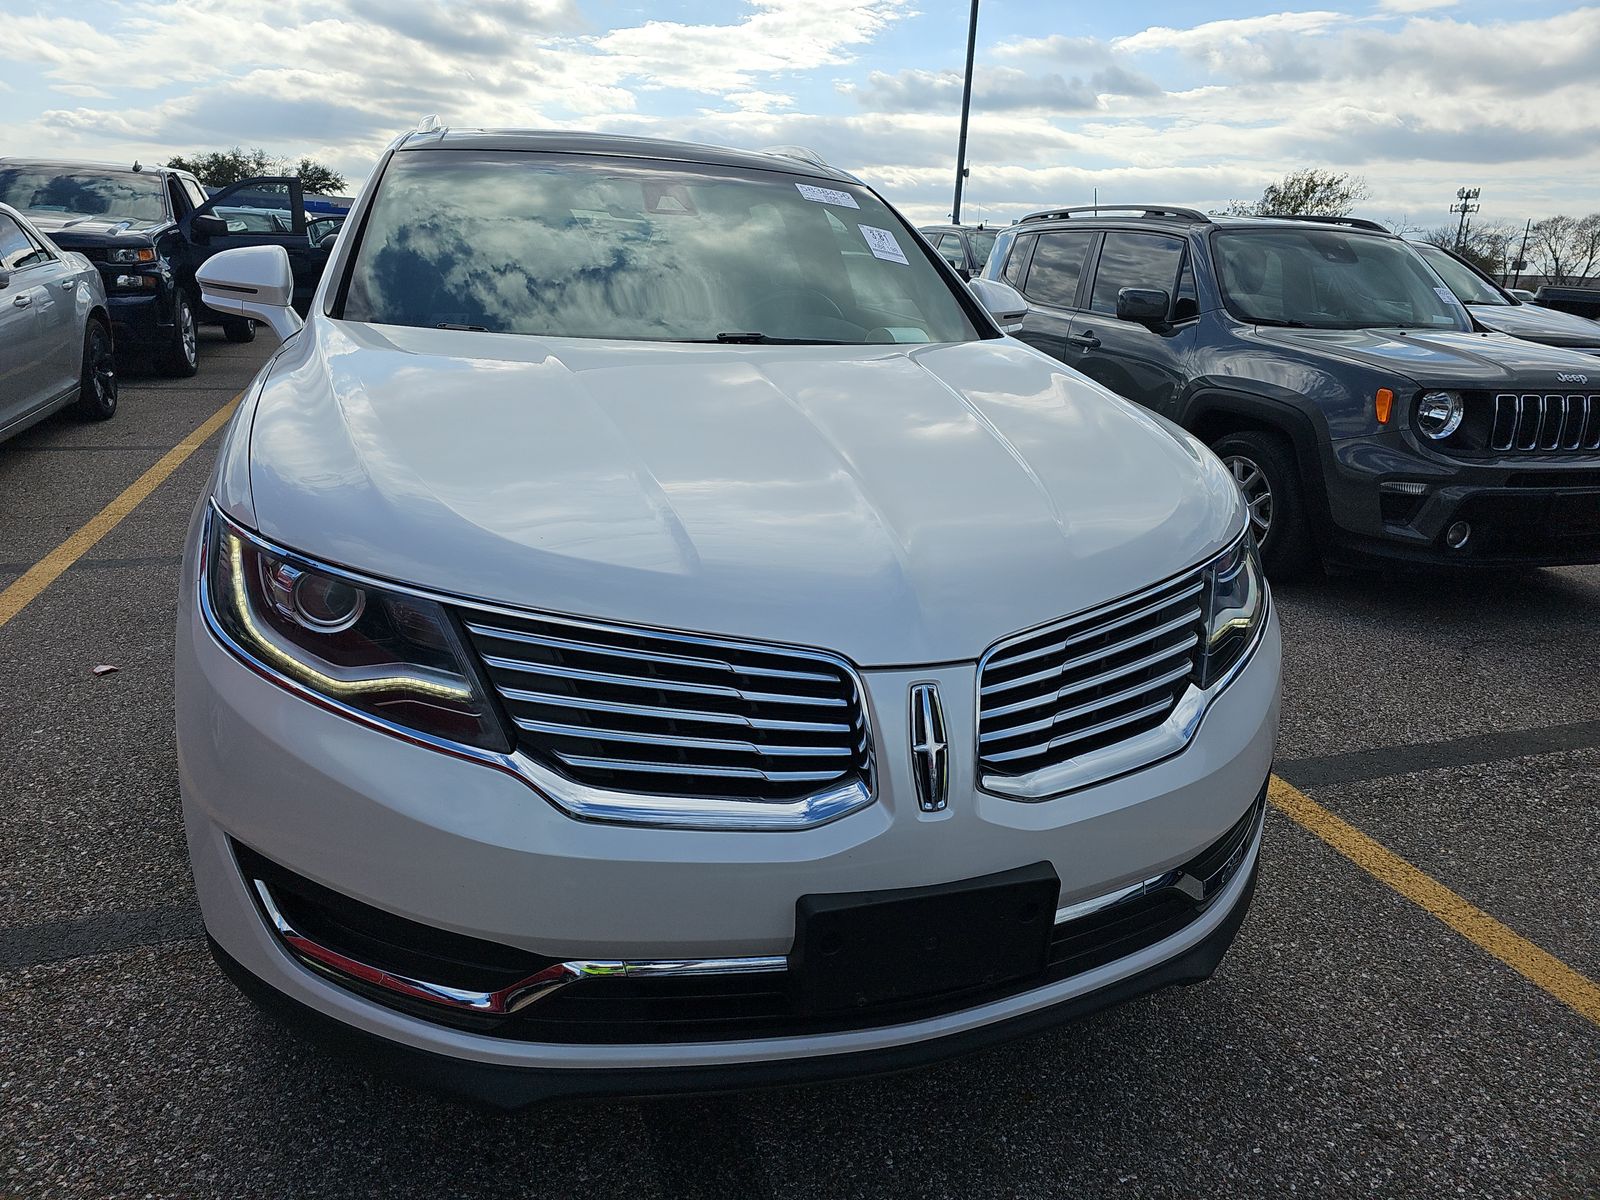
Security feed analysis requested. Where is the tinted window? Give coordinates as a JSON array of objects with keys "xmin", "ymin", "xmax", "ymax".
[
  {"xmin": 1215, "ymin": 229, "xmax": 1470, "ymax": 330},
  {"xmin": 967, "ymin": 229, "xmax": 998, "ymax": 271},
  {"xmin": 1000, "ymin": 234, "xmax": 1032, "ymax": 288},
  {"xmin": 935, "ymin": 235, "xmax": 967, "ymax": 269},
  {"xmin": 1090, "ymin": 233, "xmax": 1185, "ymax": 314},
  {"xmin": 1023, "ymin": 231, "xmax": 1095, "ymax": 308},
  {"xmin": 1175, "ymin": 258, "xmax": 1199, "ymax": 321},
  {"xmin": 341, "ymin": 152, "xmax": 983, "ymax": 344},
  {"xmin": 0, "ymin": 166, "xmax": 167, "ymax": 225},
  {"xmin": 0, "ymin": 215, "xmax": 49, "ymax": 271}
]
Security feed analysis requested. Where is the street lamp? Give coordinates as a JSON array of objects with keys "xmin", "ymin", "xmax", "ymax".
[
  {"xmin": 951, "ymin": 0, "xmax": 980, "ymax": 224},
  {"xmin": 1450, "ymin": 186, "xmax": 1481, "ymax": 251}
]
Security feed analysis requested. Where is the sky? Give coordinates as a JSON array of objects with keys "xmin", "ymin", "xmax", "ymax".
[{"xmin": 6, "ymin": 0, "xmax": 1598, "ymax": 230}]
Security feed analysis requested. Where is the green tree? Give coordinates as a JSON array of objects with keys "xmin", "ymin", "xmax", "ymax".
[
  {"xmin": 166, "ymin": 147, "xmax": 346, "ymax": 195},
  {"xmin": 1222, "ymin": 169, "xmax": 1371, "ymax": 218}
]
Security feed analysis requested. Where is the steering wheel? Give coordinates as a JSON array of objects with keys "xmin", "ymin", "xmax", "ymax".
[{"xmin": 750, "ymin": 288, "xmax": 846, "ymax": 326}]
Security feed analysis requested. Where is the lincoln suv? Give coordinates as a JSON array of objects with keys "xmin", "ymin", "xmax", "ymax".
[{"xmin": 178, "ymin": 129, "xmax": 1280, "ymax": 1107}]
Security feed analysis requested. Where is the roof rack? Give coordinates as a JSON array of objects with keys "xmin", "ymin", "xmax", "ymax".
[
  {"xmin": 1257, "ymin": 213, "xmax": 1388, "ymax": 233},
  {"xmin": 1020, "ymin": 204, "xmax": 1212, "ymax": 224}
]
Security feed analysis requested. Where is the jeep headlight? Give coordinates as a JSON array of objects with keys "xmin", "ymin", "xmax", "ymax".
[
  {"xmin": 203, "ymin": 507, "xmax": 509, "ymax": 752},
  {"xmin": 1416, "ymin": 390, "xmax": 1465, "ymax": 440},
  {"xmin": 1197, "ymin": 533, "xmax": 1265, "ymax": 688},
  {"xmin": 108, "ymin": 246, "xmax": 157, "ymax": 264}
]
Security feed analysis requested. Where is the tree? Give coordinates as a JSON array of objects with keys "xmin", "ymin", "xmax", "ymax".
[
  {"xmin": 1222, "ymin": 169, "xmax": 1371, "ymax": 218},
  {"xmin": 1525, "ymin": 214, "xmax": 1600, "ymax": 285},
  {"xmin": 1420, "ymin": 219, "xmax": 1519, "ymax": 276},
  {"xmin": 166, "ymin": 147, "xmax": 346, "ymax": 195}
]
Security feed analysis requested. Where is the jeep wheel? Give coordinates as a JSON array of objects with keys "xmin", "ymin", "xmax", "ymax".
[
  {"xmin": 1211, "ymin": 430, "xmax": 1315, "ymax": 580},
  {"xmin": 222, "ymin": 317, "xmax": 257, "ymax": 344},
  {"xmin": 160, "ymin": 292, "xmax": 200, "ymax": 377},
  {"xmin": 71, "ymin": 320, "xmax": 118, "ymax": 421}
]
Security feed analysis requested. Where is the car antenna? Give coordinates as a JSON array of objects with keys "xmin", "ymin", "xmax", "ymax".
[{"xmin": 131, "ymin": 160, "xmax": 142, "ymax": 172}]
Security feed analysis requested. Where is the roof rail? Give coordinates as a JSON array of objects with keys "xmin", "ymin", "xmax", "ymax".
[
  {"xmin": 761, "ymin": 145, "xmax": 830, "ymax": 169},
  {"xmin": 1257, "ymin": 213, "xmax": 1389, "ymax": 233},
  {"xmin": 1020, "ymin": 204, "xmax": 1212, "ymax": 224}
]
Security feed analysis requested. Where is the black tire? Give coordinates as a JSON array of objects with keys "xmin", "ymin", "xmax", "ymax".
[
  {"xmin": 1210, "ymin": 430, "xmax": 1316, "ymax": 580},
  {"xmin": 159, "ymin": 291, "xmax": 200, "ymax": 377},
  {"xmin": 222, "ymin": 317, "xmax": 257, "ymax": 344},
  {"xmin": 71, "ymin": 319, "xmax": 119, "ymax": 421}
]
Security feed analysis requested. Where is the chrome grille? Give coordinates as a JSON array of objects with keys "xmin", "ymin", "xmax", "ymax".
[
  {"xmin": 977, "ymin": 568, "xmax": 1206, "ymax": 777},
  {"xmin": 1490, "ymin": 394, "xmax": 1600, "ymax": 453},
  {"xmin": 462, "ymin": 611, "xmax": 871, "ymax": 803}
]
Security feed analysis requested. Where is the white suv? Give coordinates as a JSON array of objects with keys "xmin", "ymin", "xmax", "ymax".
[{"xmin": 178, "ymin": 127, "xmax": 1281, "ymax": 1106}]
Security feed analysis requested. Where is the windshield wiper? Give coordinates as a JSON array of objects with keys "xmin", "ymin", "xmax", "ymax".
[
  {"xmin": 704, "ymin": 331, "xmax": 836, "ymax": 345},
  {"xmin": 436, "ymin": 322, "xmax": 488, "ymax": 332},
  {"xmin": 1249, "ymin": 317, "xmax": 1311, "ymax": 328}
]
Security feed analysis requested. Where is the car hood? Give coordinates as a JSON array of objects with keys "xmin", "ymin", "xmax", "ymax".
[
  {"xmin": 1251, "ymin": 326, "xmax": 1600, "ymax": 386},
  {"xmin": 1467, "ymin": 302, "xmax": 1600, "ymax": 350},
  {"xmin": 240, "ymin": 322, "xmax": 1242, "ymax": 667},
  {"xmin": 24, "ymin": 213, "xmax": 164, "ymax": 246}
]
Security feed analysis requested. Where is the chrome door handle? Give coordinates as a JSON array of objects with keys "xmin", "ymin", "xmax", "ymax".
[
  {"xmin": 61, "ymin": 279, "xmax": 77, "ymax": 290},
  {"xmin": 11, "ymin": 294, "xmax": 30, "ymax": 308},
  {"xmin": 1066, "ymin": 331, "xmax": 1100, "ymax": 349}
]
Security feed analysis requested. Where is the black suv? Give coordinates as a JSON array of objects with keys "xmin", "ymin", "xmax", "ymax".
[
  {"xmin": 982, "ymin": 206, "xmax": 1600, "ymax": 574},
  {"xmin": 0, "ymin": 159, "xmax": 330, "ymax": 376}
]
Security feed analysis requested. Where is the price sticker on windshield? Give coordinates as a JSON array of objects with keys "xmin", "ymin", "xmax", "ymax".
[
  {"xmin": 1434, "ymin": 286, "xmax": 1463, "ymax": 307},
  {"xmin": 795, "ymin": 183, "xmax": 859, "ymax": 209},
  {"xmin": 858, "ymin": 224, "xmax": 909, "ymax": 265}
]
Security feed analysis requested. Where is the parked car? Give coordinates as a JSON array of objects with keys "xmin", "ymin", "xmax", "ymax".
[
  {"xmin": 179, "ymin": 128, "xmax": 1280, "ymax": 1107},
  {"xmin": 918, "ymin": 223, "xmax": 999, "ymax": 279},
  {"xmin": 1534, "ymin": 284, "xmax": 1600, "ymax": 321},
  {"xmin": 0, "ymin": 159, "xmax": 333, "ymax": 375},
  {"xmin": 1410, "ymin": 242, "xmax": 1600, "ymax": 357},
  {"xmin": 983, "ymin": 206, "xmax": 1600, "ymax": 575},
  {"xmin": 1508, "ymin": 288, "xmax": 1539, "ymax": 303},
  {"xmin": 0, "ymin": 203, "xmax": 117, "ymax": 443}
]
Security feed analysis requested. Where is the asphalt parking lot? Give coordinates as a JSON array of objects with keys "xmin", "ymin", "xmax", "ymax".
[{"xmin": 2, "ymin": 335, "xmax": 1597, "ymax": 1199}]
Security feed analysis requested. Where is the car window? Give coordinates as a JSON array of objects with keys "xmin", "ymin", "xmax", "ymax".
[
  {"xmin": 1215, "ymin": 229, "xmax": 1470, "ymax": 331},
  {"xmin": 967, "ymin": 229, "xmax": 998, "ymax": 271},
  {"xmin": 935, "ymin": 235, "xmax": 968, "ymax": 269},
  {"xmin": 1175, "ymin": 256, "xmax": 1199, "ymax": 321},
  {"xmin": 1413, "ymin": 242, "xmax": 1511, "ymax": 307},
  {"xmin": 1000, "ymin": 234, "xmax": 1033, "ymax": 289},
  {"xmin": 1021, "ymin": 230, "xmax": 1095, "ymax": 309},
  {"xmin": 1089, "ymin": 233, "xmax": 1185, "ymax": 314},
  {"xmin": 339, "ymin": 151, "xmax": 985, "ymax": 345},
  {"xmin": 0, "ymin": 166, "xmax": 168, "ymax": 225},
  {"xmin": 203, "ymin": 180, "xmax": 300, "ymax": 235},
  {"xmin": 0, "ymin": 214, "xmax": 51, "ymax": 271},
  {"xmin": 180, "ymin": 175, "xmax": 209, "ymax": 211}
]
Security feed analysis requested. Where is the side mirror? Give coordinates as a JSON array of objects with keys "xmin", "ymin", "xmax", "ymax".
[
  {"xmin": 193, "ymin": 213, "xmax": 230, "ymax": 239},
  {"xmin": 196, "ymin": 245, "xmax": 303, "ymax": 342},
  {"xmin": 1116, "ymin": 287, "xmax": 1170, "ymax": 325},
  {"xmin": 968, "ymin": 277, "xmax": 1028, "ymax": 332}
]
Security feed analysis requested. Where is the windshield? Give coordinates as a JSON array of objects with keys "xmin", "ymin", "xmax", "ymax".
[
  {"xmin": 0, "ymin": 166, "xmax": 168, "ymax": 225},
  {"xmin": 1412, "ymin": 242, "xmax": 1511, "ymax": 307},
  {"xmin": 967, "ymin": 229, "xmax": 998, "ymax": 270},
  {"xmin": 339, "ymin": 151, "xmax": 983, "ymax": 344},
  {"xmin": 1214, "ymin": 229, "xmax": 1470, "ymax": 331}
]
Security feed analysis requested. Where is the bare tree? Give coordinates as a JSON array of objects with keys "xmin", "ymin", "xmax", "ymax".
[
  {"xmin": 1420, "ymin": 219, "xmax": 1520, "ymax": 276},
  {"xmin": 1221, "ymin": 169, "xmax": 1371, "ymax": 217},
  {"xmin": 1527, "ymin": 214, "xmax": 1600, "ymax": 285}
]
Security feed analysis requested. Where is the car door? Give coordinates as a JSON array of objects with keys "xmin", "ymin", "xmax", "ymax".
[
  {"xmin": 1010, "ymin": 229, "xmax": 1097, "ymax": 365},
  {"xmin": 17, "ymin": 221, "xmax": 82, "ymax": 400},
  {"xmin": 178, "ymin": 176, "xmax": 326, "ymax": 313},
  {"xmin": 0, "ymin": 213, "xmax": 56, "ymax": 424},
  {"xmin": 1065, "ymin": 231, "xmax": 1196, "ymax": 418}
]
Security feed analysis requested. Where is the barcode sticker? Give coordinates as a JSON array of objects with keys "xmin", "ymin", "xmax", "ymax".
[
  {"xmin": 796, "ymin": 183, "xmax": 860, "ymax": 209},
  {"xmin": 858, "ymin": 224, "xmax": 909, "ymax": 265}
]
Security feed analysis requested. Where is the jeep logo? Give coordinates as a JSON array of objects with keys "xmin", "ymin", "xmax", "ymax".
[{"xmin": 1556, "ymin": 372, "xmax": 1589, "ymax": 384}]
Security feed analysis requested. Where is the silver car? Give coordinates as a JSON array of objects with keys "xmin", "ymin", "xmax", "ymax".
[{"xmin": 0, "ymin": 202, "xmax": 117, "ymax": 443}]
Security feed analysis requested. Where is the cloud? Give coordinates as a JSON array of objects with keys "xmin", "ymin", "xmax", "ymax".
[{"xmin": 851, "ymin": 62, "xmax": 1161, "ymax": 114}]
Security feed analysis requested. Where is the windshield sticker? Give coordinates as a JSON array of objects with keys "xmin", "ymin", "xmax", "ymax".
[
  {"xmin": 1434, "ymin": 286, "xmax": 1464, "ymax": 307},
  {"xmin": 795, "ymin": 183, "xmax": 860, "ymax": 209},
  {"xmin": 859, "ymin": 224, "xmax": 909, "ymax": 265}
]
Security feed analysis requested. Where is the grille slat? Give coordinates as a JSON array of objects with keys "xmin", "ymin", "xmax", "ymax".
[
  {"xmin": 464, "ymin": 611, "xmax": 872, "ymax": 803},
  {"xmin": 1489, "ymin": 393, "xmax": 1600, "ymax": 453},
  {"xmin": 978, "ymin": 566, "xmax": 1208, "ymax": 778}
]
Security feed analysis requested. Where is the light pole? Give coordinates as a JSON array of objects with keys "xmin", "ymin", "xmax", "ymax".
[
  {"xmin": 951, "ymin": 0, "xmax": 980, "ymax": 224},
  {"xmin": 1450, "ymin": 186, "xmax": 1481, "ymax": 251}
]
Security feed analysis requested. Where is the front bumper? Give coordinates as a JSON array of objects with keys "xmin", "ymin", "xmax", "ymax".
[
  {"xmin": 105, "ymin": 290, "xmax": 174, "ymax": 354},
  {"xmin": 1327, "ymin": 439, "xmax": 1600, "ymax": 566},
  {"xmin": 179, "ymin": 555, "xmax": 1280, "ymax": 1103}
]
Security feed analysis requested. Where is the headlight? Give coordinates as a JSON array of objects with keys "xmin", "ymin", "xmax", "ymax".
[
  {"xmin": 1416, "ymin": 390, "xmax": 1464, "ymax": 440},
  {"xmin": 108, "ymin": 246, "xmax": 157, "ymax": 264},
  {"xmin": 203, "ymin": 509, "xmax": 510, "ymax": 752},
  {"xmin": 1197, "ymin": 533, "xmax": 1266, "ymax": 688},
  {"xmin": 110, "ymin": 273, "xmax": 159, "ymax": 290}
]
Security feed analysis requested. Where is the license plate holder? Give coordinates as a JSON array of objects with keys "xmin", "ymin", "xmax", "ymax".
[{"xmin": 791, "ymin": 862, "xmax": 1060, "ymax": 1015}]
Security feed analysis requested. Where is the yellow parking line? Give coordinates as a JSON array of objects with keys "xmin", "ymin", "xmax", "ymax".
[
  {"xmin": 1269, "ymin": 775, "xmax": 1600, "ymax": 1028},
  {"xmin": 0, "ymin": 394, "xmax": 241, "ymax": 631}
]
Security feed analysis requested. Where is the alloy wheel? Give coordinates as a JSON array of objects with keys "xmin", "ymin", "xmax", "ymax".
[
  {"xmin": 92, "ymin": 327, "xmax": 117, "ymax": 405},
  {"xmin": 1223, "ymin": 453, "xmax": 1273, "ymax": 544},
  {"xmin": 181, "ymin": 302, "xmax": 198, "ymax": 366}
]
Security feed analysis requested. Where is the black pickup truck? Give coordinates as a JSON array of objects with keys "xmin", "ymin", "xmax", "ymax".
[{"xmin": 0, "ymin": 159, "xmax": 331, "ymax": 375}]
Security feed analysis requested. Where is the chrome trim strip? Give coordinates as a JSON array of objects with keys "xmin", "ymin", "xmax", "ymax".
[
  {"xmin": 198, "ymin": 504, "xmax": 877, "ymax": 832},
  {"xmin": 253, "ymin": 878, "xmax": 786, "ymax": 1016}
]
